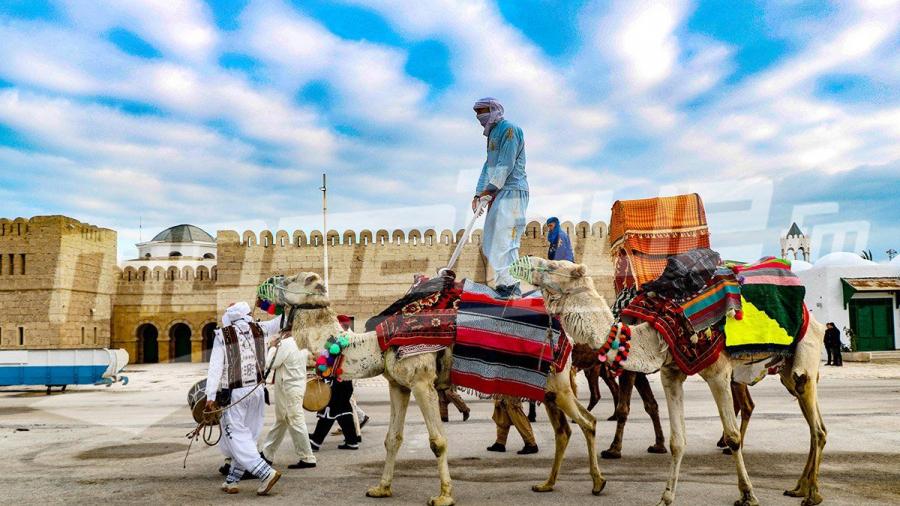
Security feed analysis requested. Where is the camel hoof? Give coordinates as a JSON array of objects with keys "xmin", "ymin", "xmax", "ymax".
[
  {"xmin": 801, "ymin": 495, "xmax": 823, "ymax": 506},
  {"xmin": 600, "ymin": 449, "xmax": 621, "ymax": 459},
  {"xmin": 722, "ymin": 448, "xmax": 733, "ymax": 455},
  {"xmin": 592, "ymin": 477, "xmax": 607, "ymax": 496},
  {"xmin": 733, "ymin": 492, "xmax": 759, "ymax": 506},
  {"xmin": 532, "ymin": 482, "xmax": 554, "ymax": 493},
  {"xmin": 647, "ymin": 444, "xmax": 667, "ymax": 454},
  {"xmin": 784, "ymin": 487, "xmax": 806, "ymax": 498},
  {"xmin": 427, "ymin": 495, "xmax": 455, "ymax": 506},
  {"xmin": 606, "ymin": 414, "xmax": 617, "ymax": 421},
  {"xmin": 366, "ymin": 485, "xmax": 393, "ymax": 498}
]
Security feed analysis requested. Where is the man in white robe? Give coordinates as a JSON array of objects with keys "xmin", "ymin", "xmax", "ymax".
[
  {"xmin": 260, "ymin": 334, "xmax": 317, "ymax": 468},
  {"xmin": 205, "ymin": 301, "xmax": 282, "ymax": 495}
]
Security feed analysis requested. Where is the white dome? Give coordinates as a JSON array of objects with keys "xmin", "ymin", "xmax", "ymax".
[
  {"xmin": 791, "ymin": 260, "xmax": 813, "ymax": 272},
  {"xmin": 813, "ymin": 252, "xmax": 877, "ymax": 268}
]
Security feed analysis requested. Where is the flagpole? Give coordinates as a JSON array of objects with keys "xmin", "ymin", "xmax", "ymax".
[{"xmin": 320, "ymin": 173, "xmax": 329, "ymax": 291}]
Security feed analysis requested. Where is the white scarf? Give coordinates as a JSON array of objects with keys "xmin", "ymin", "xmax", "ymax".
[{"xmin": 473, "ymin": 97, "xmax": 504, "ymax": 136}]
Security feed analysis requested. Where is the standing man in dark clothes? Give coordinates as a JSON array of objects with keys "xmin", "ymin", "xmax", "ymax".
[
  {"xmin": 309, "ymin": 379, "xmax": 361, "ymax": 451},
  {"xmin": 824, "ymin": 322, "xmax": 843, "ymax": 366}
]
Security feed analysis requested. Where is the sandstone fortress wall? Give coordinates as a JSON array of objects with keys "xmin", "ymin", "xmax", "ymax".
[
  {"xmin": 0, "ymin": 216, "xmax": 614, "ymax": 363},
  {"xmin": 0, "ymin": 216, "xmax": 116, "ymax": 350}
]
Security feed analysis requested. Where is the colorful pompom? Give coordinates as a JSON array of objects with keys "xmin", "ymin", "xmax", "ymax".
[{"xmin": 329, "ymin": 343, "xmax": 341, "ymax": 355}]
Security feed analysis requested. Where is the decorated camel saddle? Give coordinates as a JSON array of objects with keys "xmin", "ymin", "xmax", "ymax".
[
  {"xmin": 609, "ymin": 194, "xmax": 807, "ymax": 383},
  {"xmin": 362, "ymin": 272, "xmax": 572, "ymax": 401},
  {"xmin": 618, "ymin": 249, "xmax": 809, "ymax": 383}
]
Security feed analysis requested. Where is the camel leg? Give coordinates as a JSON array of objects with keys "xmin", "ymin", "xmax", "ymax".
[
  {"xmin": 411, "ymin": 382, "xmax": 454, "ymax": 506},
  {"xmin": 558, "ymin": 386, "xmax": 606, "ymax": 495},
  {"xmin": 702, "ymin": 367, "xmax": 758, "ymax": 506},
  {"xmin": 781, "ymin": 371, "xmax": 827, "ymax": 506},
  {"xmin": 367, "ymin": 381, "xmax": 411, "ymax": 499},
  {"xmin": 602, "ymin": 370, "xmax": 636, "ymax": 459},
  {"xmin": 600, "ymin": 366, "xmax": 620, "ymax": 420},
  {"xmin": 656, "ymin": 365, "xmax": 687, "ymax": 506},
  {"xmin": 585, "ymin": 366, "xmax": 602, "ymax": 412},
  {"xmin": 532, "ymin": 399, "xmax": 571, "ymax": 493},
  {"xmin": 635, "ymin": 372, "xmax": 667, "ymax": 454},
  {"xmin": 722, "ymin": 383, "xmax": 754, "ymax": 455}
]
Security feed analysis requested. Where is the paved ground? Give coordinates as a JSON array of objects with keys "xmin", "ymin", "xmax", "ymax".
[{"xmin": 2, "ymin": 362, "xmax": 899, "ymax": 505}]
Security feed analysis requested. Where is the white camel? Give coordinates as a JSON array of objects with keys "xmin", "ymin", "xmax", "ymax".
[
  {"xmin": 272, "ymin": 272, "xmax": 606, "ymax": 506},
  {"xmin": 518, "ymin": 257, "xmax": 827, "ymax": 506}
]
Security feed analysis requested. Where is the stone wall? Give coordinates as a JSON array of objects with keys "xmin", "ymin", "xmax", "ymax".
[
  {"xmin": 215, "ymin": 221, "xmax": 614, "ymax": 331},
  {"xmin": 0, "ymin": 216, "xmax": 116, "ymax": 350},
  {"xmin": 0, "ymin": 215, "xmax": 614, "ymax": 365},
  {"xmin": 111, "ymin": 265, "xmax": 218, "ymax": 363}
]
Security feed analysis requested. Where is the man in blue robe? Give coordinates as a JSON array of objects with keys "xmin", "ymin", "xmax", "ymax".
[
  {"xmin": 472, "ymin": 97, "xmax": 528, "ymax": 299},
  {"xmin": 546, "ymin": 217, "xmax": 574, "ymax": 262}
]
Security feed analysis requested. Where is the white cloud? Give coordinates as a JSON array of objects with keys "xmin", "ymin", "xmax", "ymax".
[{"xmin": 59, "ymin": 0, "xmax": 219, "ymax": 62}]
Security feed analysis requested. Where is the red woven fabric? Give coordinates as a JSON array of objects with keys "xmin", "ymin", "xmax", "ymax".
[
  {"xmin": 621, "ymin": 294, "xmax": 724, "ymax": 375},
  {"xmin": 375, "ymin": 285, "xmax": 461, "ymax": 351},
  {"xmin": 451, "ymin": 291, "xmax": 572, "ymax": 401}
]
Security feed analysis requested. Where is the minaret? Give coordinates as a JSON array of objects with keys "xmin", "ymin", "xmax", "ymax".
[{"xmin": 781, "ymin": 222, "xmax": 810, "ymax": 261}]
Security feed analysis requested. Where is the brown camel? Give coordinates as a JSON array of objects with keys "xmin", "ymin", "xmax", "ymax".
[
  {"xmin": 518, "ymin": 257, "xmax": 827, "ymax": 506},
  {"xmin": 571, "ymin": 343, "xmax": 668, "ymax": 457},
  {"xmin": 273, "ymin": 272, "xmax": 606, "ymax": 506}
]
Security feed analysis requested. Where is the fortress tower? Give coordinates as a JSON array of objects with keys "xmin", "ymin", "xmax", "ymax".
[
  {"xmin": 781, "ymin": 222, "xmax": 811, "ymax": 262},
  {"xmin": 0, "ymin": 216, "xmax": 116, "ymax": 350}
]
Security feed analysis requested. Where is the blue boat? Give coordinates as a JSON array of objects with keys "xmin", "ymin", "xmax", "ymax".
[{"xmin": 0, "ymin": 349, "xmax": 129, "ymax": 394}]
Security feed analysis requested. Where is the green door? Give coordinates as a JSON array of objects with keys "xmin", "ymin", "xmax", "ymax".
[{"xmin": 850, "ymin": 299, "xmax": 896, "ymax": 351}]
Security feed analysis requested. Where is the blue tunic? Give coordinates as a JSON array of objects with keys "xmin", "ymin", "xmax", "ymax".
[
  {"xmin": 548, "ymin": 229, "xmax": 574, "ymax": 262},
  {"xmin": 476, "ymin": 119, "xmax": 528, "ymax": 287}
]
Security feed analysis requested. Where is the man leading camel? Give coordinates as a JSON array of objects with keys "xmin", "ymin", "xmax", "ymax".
[
  {"xmin": 205, "ymin": 301, "xmax": 282, "ymax": 495},
  {"xmin": 472, "ymin": 97, "xmax": 528, "ymax": 299}
]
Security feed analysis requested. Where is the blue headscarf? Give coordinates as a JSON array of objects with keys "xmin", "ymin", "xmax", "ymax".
[{"xmin": 546, "ymin": 217, "xmax": 560, "ymax": 245}]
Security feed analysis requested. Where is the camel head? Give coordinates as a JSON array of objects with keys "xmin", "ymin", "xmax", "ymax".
[
  {"xmin": 269, "ymin": 271, "xmax": 331, "ymax": 308},
  {"xmin": 510, "ymin": 256, "xmax": 593, "ymax": 296}
]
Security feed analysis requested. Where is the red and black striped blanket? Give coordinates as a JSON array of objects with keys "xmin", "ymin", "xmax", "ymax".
[
  {"xmin": 451, "ymin": 292, "xmax": 571, "ymax": 401},
  {"xmin": 374, "ymin": 281, "xmax": 571, "ymax": 401}
]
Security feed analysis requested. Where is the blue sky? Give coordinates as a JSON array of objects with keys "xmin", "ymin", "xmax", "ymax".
[{"xmin": 0, "ymin": 0, "xmax": 897, "ymax": 262}]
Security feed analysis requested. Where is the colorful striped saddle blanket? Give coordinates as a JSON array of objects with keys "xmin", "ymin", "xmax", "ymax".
[
  {"xmin": 622, "ymin": 293, "xmax": 725, "ymax": 375},
  {"xmin": 724, "ymin": 257, "xmax": 808, "ymax": 357},
  {"xmin": 374, "ymin": 280, "xmax": 571, "ymax": 401},
  {"xmin": 621, "ymin": 256, "xmax": 809, "ymax": 375},
  {"xmin": 451, "ymin": 290, "xmax": 571, "ymax": 402}
]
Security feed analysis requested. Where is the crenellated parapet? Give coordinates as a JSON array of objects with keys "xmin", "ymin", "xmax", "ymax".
[
  {"xmin": 0, "ymin": 215, "xmax": 116, "ymax": 243},
  {"xmin": 216, "ymin": 220, "xmax": 608, "ymax": 248},
  {"xmin": 117, "ymin": 265, "xmax": 218, "ymax": 284}
]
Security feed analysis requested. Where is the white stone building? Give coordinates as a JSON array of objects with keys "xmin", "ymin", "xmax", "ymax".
[
  {"xmin": 122, "ymin": 224, "xmax": 217, "ymax": 271},
  {"xmin": 795, "ymin": 254, "xmax": 900, "ymax": 351}
]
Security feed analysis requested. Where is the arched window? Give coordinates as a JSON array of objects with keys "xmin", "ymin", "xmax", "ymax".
[
  {"xmin": 144, "ymin": 253, "xmax": 151, "ymax": 258},
  {"xmin": 203, "ymin": 253, "xmax": 215, "ymax": 259},
  {"xmin": 169, "ymin": 251, "xmax": 182, "ymax": 257}
]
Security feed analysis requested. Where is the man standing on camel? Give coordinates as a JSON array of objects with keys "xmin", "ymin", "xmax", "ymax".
[{"xmin": 472, "ymin": 97, "xmax": 528, "ymax": 299}]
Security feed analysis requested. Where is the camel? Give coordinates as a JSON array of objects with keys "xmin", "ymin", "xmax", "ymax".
[
  {"xmin": 272, "ymin": 272, "xmax": 606, "ymax": 506},
  {"xmin": 518, "ymin": 257, "xmax": 827, "ymax": 506}
]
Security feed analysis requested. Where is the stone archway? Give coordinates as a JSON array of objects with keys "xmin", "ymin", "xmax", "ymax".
[
  {"xmin": 201, "ymin": 322, "xmax": 217, "ymax": 362},
  {"xmin": 170, "ymin": 323, "xmax": 192, "ymax": 363},
  {"xmin": 137, "ymin": 323, "xmax": 159, "ymax": 364}
]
